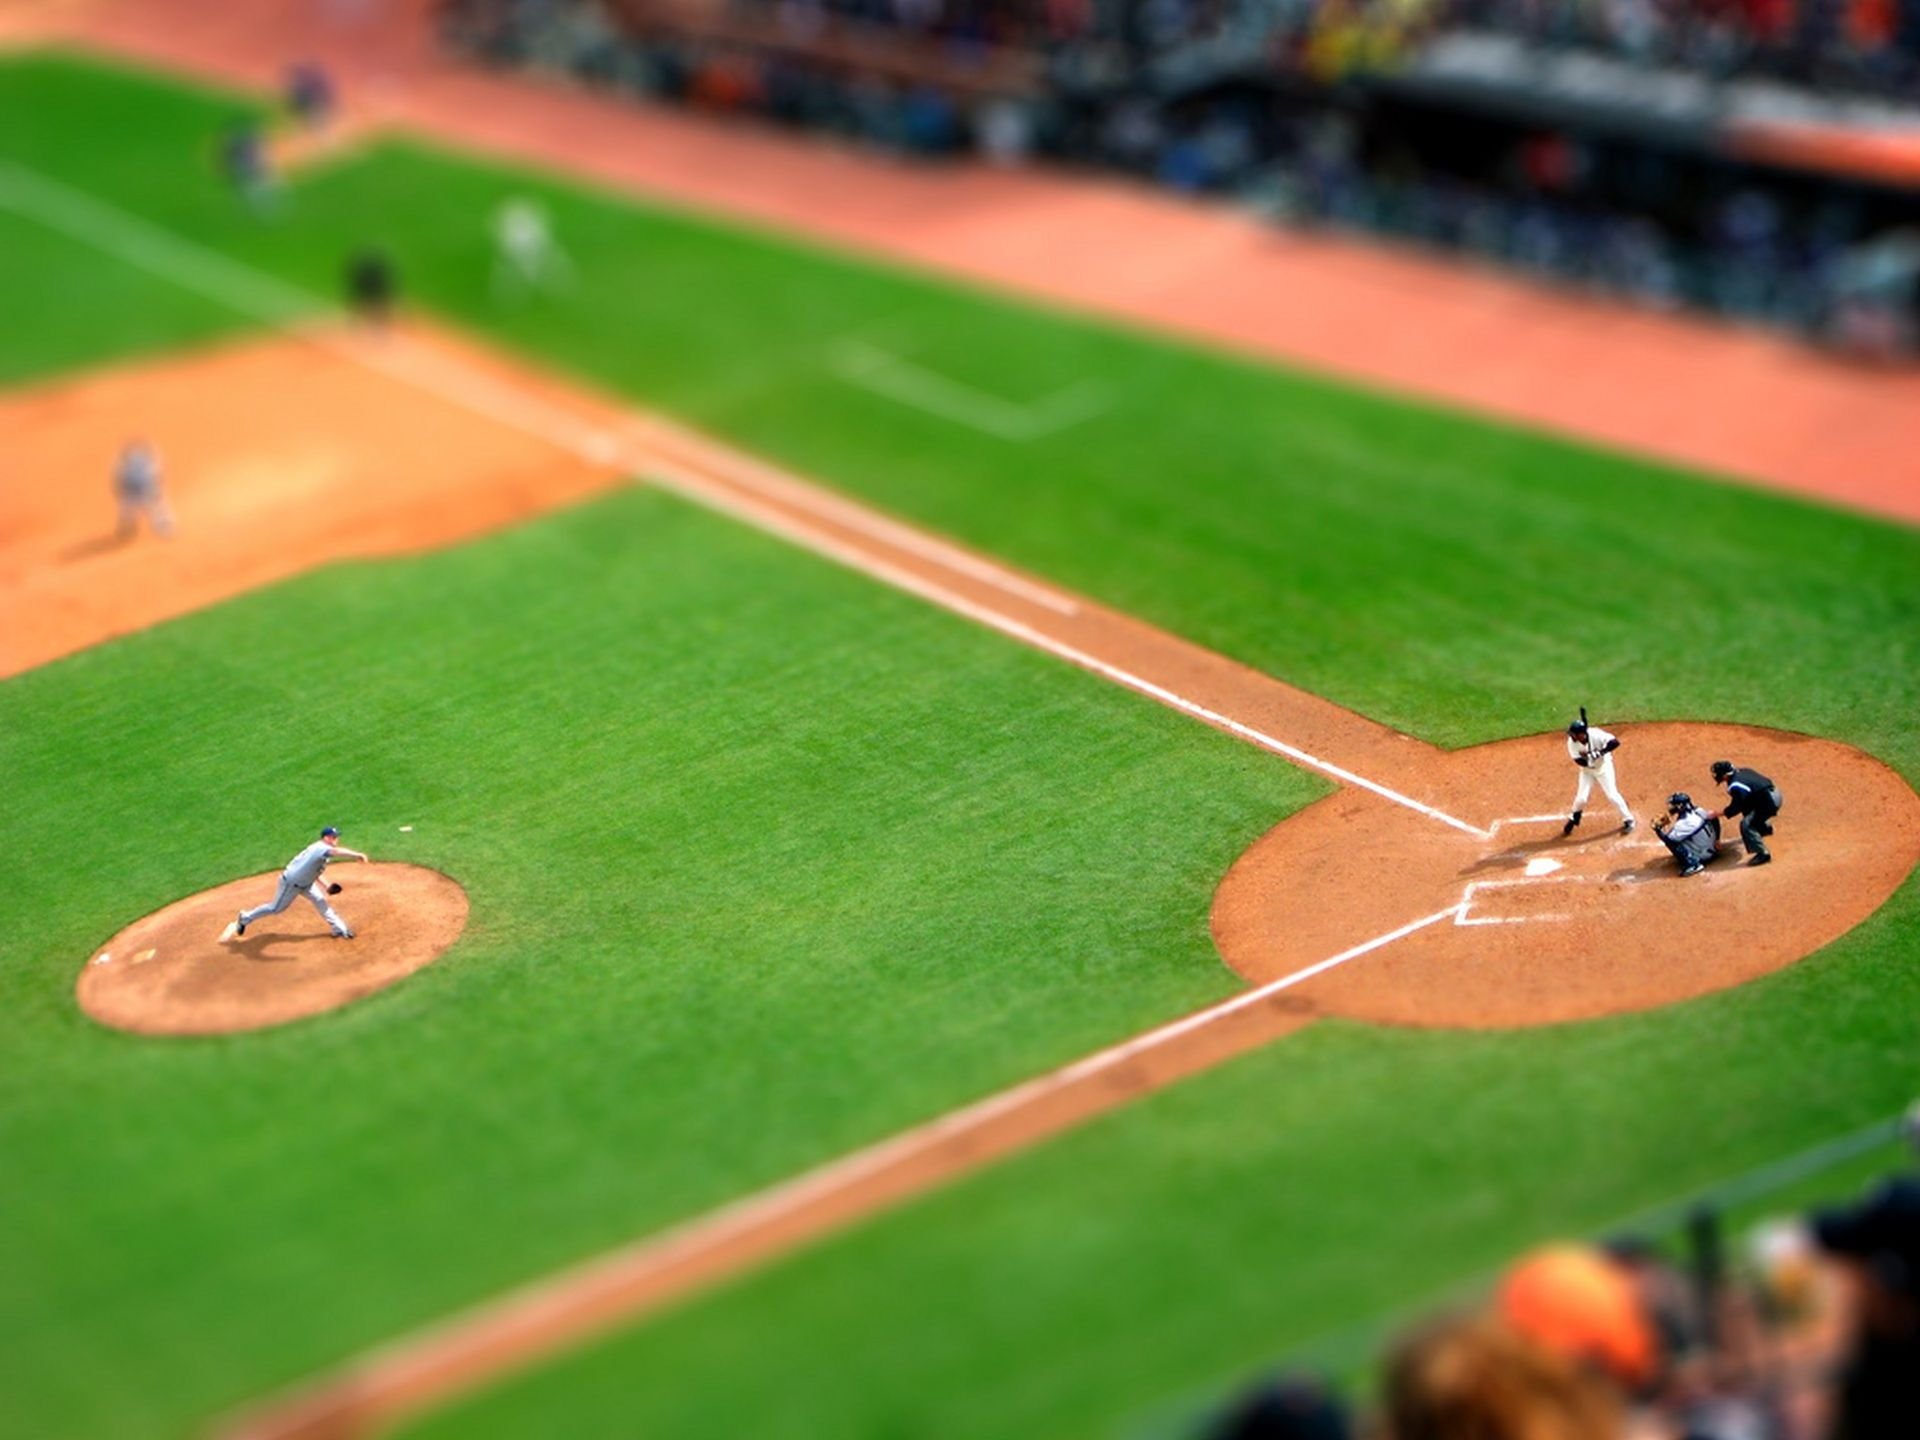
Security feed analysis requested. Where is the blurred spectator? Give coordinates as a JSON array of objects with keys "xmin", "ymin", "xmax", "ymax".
[
  {"xmin": 1383, "ymin": 1311, "xmax": 1624, "ymax": 1440},
  {"xmin": 1497, "ymin": 1244, "xmax": 1660, "ymax": 1393},
  {"xmin": 1205, "ymin": 1375, "xmax": 1353, "ymax": 1440},
  {"xmin": 438, "ymin": 0, "xmax": 1920, "ymax": 355},
  {"xmin": 1807, "ymin": 1178, "xmax": 1920, "ymax": 1440}
]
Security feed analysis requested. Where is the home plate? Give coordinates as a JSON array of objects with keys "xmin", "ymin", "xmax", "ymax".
[{"xmin": 1524, "ymin": 857, "xmax": 1564, "ymax": 877}]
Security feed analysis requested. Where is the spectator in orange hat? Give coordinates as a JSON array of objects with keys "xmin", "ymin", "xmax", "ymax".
[{"xmin": 1497, "ymin": 1243, "xmax": 1659, "ymax": 1392}]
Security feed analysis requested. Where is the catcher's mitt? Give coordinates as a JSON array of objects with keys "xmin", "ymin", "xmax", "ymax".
[{"xmin": 327, "ymin": 883, "xmax": 343, "ymax": 895}]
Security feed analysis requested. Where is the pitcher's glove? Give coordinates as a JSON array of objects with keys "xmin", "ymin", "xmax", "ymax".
[{"xmin": 327, "ymin": 883, "xmax": 344, "ymax": 895}]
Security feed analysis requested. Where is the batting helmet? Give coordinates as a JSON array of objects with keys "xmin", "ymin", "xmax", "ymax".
[
  {"xmin": 1710, "ymin": 761, "xmax": 1735, "ymax": 783},
  {"xmin": 1567, "ymin": 720, "xmax": 1588, "ymax": 738}
]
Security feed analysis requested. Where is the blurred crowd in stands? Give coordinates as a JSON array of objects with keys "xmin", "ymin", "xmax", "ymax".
[
  {"xmin": 1204, "ymin": 1146, "xmax": 1920, "ymax": 1440},
  {"xmin": 1445, "ymin": 0, "xmax": 1920, "ymax": 97},
  {"xmin": 438, "ymin": 0, "xmax": 1920, "ymax": 353}
]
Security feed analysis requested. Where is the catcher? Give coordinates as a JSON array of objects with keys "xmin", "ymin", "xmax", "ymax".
[{"xmin": 1653, "ymin": 793, "xmax": 1720, "ymax": 877}]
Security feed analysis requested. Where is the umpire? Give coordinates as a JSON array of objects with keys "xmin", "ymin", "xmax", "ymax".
[{"xmin": 1711, "ymin": 759, "xmax": 1782, "ymax": 866}]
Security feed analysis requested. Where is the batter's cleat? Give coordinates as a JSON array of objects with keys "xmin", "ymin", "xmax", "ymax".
[
  {"xmin": 1621, "ymin": 818, "xmax": 1636, "ymax": 834},
  {"xmin": 1747, "ymin": 851, "xmax": 1772, "ymax": 867},
  {"xmin": 1561, "ymin": 810, "xmax": 1583, "ymax": 838},
  {"xmin": 1680, "ymin": 862, "xmax": 1704, "ymax": 877},
  {"xmin": 332, "ymin": 929, "xmax": 355, "ymax": 940}
]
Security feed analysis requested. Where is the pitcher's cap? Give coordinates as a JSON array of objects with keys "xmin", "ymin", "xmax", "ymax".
[{"xmin": 321, "ymin": 825, "xmax": 339, "ymax": 837}]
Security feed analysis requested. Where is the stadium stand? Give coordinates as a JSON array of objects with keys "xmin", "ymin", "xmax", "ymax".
[{"xmin": 439, "ymin": 0, "xmax": 1920, "ymax": 350}]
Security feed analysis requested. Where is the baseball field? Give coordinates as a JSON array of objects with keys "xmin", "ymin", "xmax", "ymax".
[{"xmin": 3, "ymin": 45, "xmax": 1919, "ymax": 1440}]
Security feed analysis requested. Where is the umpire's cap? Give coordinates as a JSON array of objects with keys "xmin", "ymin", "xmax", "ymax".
[{"xmin": 1710, "ymin": 760, "xmax": 1735, "ymax": 782}]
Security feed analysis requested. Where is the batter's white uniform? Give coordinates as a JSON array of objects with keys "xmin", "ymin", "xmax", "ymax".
[
  {"xmin": 1568, "ymin": 724, "xmax": 1634, "ymax": 825},
  {"xmin": 238, "ymin": 840, "xmax": 353, "ymax": 937}
]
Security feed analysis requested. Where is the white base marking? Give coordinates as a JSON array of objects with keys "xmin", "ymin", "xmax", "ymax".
[
  {"xmin": 831, "ymin": 339, "xmax": 1110, "ymax": 442},
  {"xmin": 1522, "ymin": 857, "xmax": 1563, "ymax": 877},
  {"xmin": 0, "ymin": 162, "xmax": 1487, "ymax": 840},
  {"xmin": 92, "ymin": 952, "xmax": 111, "ymax": 966}
]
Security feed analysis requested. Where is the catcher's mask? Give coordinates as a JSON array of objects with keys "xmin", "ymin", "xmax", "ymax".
[{"xmin": 1667, "ymin": 792, "xmax": 1694, "ymax": 815}]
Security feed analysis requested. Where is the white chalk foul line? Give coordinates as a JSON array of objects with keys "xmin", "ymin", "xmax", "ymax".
[
  {"xmin": 0, "ymin": 161, "xmax": 1076, "ymax": 621},
  {"xmin": 224, "ymin": 902, "xmax": 1460, "ymax": 1439},
  {"xmin": 0, "ymin": 161, "xmax": 1487, "ymax": 840},
  {"xmin": 642, "ymin": 459, "xmax": 1486, "ymax": 837}
]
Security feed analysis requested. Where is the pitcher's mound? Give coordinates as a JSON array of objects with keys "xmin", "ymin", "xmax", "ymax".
[{"xmin": 77, "ymin": 863, "xmax": 468, "ymax": 1036}]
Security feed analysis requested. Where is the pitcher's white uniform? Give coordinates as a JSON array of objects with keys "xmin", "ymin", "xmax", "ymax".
[
  {"xmin": 236, "ymin": 839, "xmax": 353, "ymax": 938},
  {"xmin": 1566, "ymin": 723, "xmax": 1634, "ymax": 831}
]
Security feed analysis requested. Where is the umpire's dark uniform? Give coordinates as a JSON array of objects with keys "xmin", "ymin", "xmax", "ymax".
[{"xmin": 1714, "ymin": 761, "xmax": 1782, "ymax": 865}]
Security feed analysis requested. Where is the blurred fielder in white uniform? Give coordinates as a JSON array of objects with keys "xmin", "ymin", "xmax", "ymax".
[
  {"xmin": 491, "ymin": 197, "xmax": 572, "ymax": 300},
  {"xmin": 114, "ymin": 439, "xmax": 173, "ymax": 539},
  {"xmin": 1562, "ymin": 713, "xmax": 1635, "ymax": 836},
  {"xmin": 225, "ymin": 826, "xmax": 369, "ymax": 941}
]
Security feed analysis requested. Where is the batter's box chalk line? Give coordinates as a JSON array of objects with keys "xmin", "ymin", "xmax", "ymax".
[{"xmin": 1454, "ymin": 873, "xmax": 1587, "ymax": 927}]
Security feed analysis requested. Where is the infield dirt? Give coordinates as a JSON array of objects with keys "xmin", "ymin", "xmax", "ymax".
[
  {"xmin": 0, "ymin": 324, "xmax": 623, "ymax": 678},
  {"xmin": 77, "ymin": 862, "xmax": 468, "ymax": 1035}
]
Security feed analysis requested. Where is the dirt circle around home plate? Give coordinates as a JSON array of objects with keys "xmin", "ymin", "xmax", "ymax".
[
  {"xmin": 1211, "ymin": 722, "xmax": 1920, "ymax": 1030},
  {"xmin": 76, "ymin": 863, "xmax": 468, "ymax": 1036}
]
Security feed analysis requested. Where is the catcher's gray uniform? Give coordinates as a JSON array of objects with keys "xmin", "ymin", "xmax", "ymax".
[
  {"xmin": 238, "ymin": 839, "xmax": 353, "ymax": 937},
  {"xmin": 1656, "ymin": 802, "xmax": 1720, "ymax": 874}
]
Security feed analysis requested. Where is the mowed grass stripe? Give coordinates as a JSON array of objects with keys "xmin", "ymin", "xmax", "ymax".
[
  {"xmin": 1, "ymin": 51, "xmax": 1916, "ymax": 1440},
  {"xmin": 0, "ymin": 491, "xmax": 1315, "ymax": 1440},
  {"xmin": 401, "ymin": 876, "xmax": 1920, "ymax": 1440},
  {"xmin": 4, "ymin": 54, "xmax": 1914, "ymax": 774}
]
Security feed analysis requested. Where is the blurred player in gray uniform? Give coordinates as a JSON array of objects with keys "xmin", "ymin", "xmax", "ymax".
[
  {"xmin": 1562, "ymin": 711, "xmax": 1636, "ymax": 836},
  {"xmin": 227, "ymin": 826, "xmax": 369, "ymax": 941},
  {"xmin": 115, "ymin": 439, "xmax": 173, "ymax": 540}
]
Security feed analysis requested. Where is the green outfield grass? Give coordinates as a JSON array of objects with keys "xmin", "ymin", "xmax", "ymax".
[
  {"xmin": 2, "ymin": 50, "xmax": 1917, "ymax": 1440},
  {"xmin": 0, "ymin": 491, "xmax": 1314, "ymax": 1439}
]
